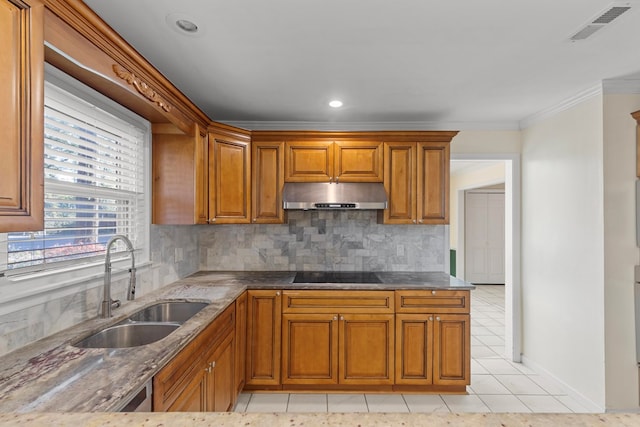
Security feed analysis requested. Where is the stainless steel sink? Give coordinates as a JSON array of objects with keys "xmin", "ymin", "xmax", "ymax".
[
  {"xmin": 74, "ymin": 323, "xmax": 180, "ymax": 349},
  {"xmin": 73, "ymin": 301, "xmax": 208, "ymax": 349},
  {"xmin": 127, "ymin": 301, "xmax": 209, "ymax": 324}
]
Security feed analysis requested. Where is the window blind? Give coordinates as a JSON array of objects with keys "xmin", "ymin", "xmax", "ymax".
[{"xmin": 7, "ymin": 81, "xmax": 147, "ymax": 270}]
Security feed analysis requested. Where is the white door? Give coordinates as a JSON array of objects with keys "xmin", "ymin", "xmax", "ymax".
[{"xmin": 465, "ymin": 191, "xmax": 505, "ymax": 284}]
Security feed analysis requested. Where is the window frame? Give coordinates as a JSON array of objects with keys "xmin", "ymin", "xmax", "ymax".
[{"xmin": 3, "ymin": 64, "xmax": 151, "ymax": 278}]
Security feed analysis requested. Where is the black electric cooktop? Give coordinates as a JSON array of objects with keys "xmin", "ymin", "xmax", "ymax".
[{"xmin": 293, "ymin": 271, "xmax": 382, "ymax": 284}]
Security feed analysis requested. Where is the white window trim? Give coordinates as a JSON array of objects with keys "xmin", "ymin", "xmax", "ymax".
[{"xmin": 0, "ymin": 64, "xmax": 151, "ymax": 312}]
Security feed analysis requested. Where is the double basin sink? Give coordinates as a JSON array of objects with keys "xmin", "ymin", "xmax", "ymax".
[{"xmin": 74, "ymin": 301, "xmax": 209, "ymax": 349}]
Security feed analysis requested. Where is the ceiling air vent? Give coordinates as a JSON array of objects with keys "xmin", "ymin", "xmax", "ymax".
[{"xmin": 570, "ymin": 3, "xmax": 632, "ymax": 41}]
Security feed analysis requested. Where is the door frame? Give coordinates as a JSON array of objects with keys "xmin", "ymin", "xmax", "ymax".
[{"xmin": 451, "ymin": 153, "xmax": 521, "ymax": 363}]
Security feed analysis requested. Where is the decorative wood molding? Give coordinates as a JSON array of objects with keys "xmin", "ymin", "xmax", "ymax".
[
  {"xmin": 43, "ymin": 0, "xmax": 210, "ymax": 130},
  {"xmin": 112, "ymin": 64, "xmax": 171, "ymax": 112}
]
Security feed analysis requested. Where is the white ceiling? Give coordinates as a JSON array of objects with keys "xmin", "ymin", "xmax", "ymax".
[{"xmin": 84, "ymin": 0, "xmax": 640, "ymax": 130}]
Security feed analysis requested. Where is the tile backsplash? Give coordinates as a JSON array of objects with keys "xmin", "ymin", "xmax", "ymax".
[
  {"xmin": 200, "ymin": 210, "xmax": 446, "ymax": 272},
  {"xmin": 0, "ymin": 212, "xmax": 447, "ymax": 356},
  {"xmin": 0, "ymin": 225, "xmax": 199, "ymax": 357}
]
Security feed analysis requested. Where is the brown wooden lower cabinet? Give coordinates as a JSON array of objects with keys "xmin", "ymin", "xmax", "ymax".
[
  {"xmin": 339, "ymin": 314, "xmax": 394, "ymax": 385},
  {"xmin": 395, "ymin": 290, "xmax": 471, "ymax": 389},
  {"xmin": 281, "ymin": 291, "xmax": 395, "ymax": 387},
  {"xmin": 433, "ymin": 313, "xmax": 470, "ymax": 386},
  {"xmin": 205, "ymin": 331, "xmax": 235, "ymax": 411},
  {"xmin": 153, "ymin": 303, "xmax": 235, "ymax": 412},
  {"xmin": 234, "ymin": 291, "xmax": 248, "ymax": 396},
  {"xmin": 245, "ymin": 290, "xmax": 282, "ymax": 387},
  {"xmin": 282, "ymin": 313, "xmax": 338, "ymax": 385},
  {"xmin": 154, "ymin": 288, "xmax": 470, "ymax": 409},
  {"xmin": 281, "ymin": 313, "xmax": 395, "ymax": 386}
]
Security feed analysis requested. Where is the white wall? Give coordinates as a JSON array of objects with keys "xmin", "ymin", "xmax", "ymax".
[
  {"xmin": 521, "ymin": 95, "xmax": 606, "ymax": 409},
  {"xmin": 602, "ymin": 94, "xmax": 640, "ymax": 409},
  {"xmin": 449, "ymin": 130, "xmax": 521, "ymax": 252},
  {"xmin": 450, "ymin": 163, "xmax": 506, "ymax": 248},
  {"xmin": 451, "ymin": 130, "xmax": 522, "ymax": 155}
]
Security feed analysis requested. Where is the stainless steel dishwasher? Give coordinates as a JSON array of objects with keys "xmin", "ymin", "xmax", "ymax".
[{"xmin": 117, "ymin": 380, "xmax": 152, "ymax": 412}]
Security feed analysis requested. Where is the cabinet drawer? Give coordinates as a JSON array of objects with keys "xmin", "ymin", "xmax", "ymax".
[
  {"xmin": 283, "ymin": 290, "xmax": 394, "ymax": 313},
  {"xmin": 395, "ymin": 290, "xmax": 469, "ymax": 314}
]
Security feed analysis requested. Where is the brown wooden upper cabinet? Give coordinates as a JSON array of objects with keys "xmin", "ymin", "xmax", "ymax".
[
  {"xmin": 152, "ymin": 123, "xmax": 208, "ymax": 225},
  {"xmin": 251, "ymin": 140, "xmax": 285, "ymax": 224},
  {"xmin": 285, "ymin": 140, "xmax": 383, "ymax": 183},
  {"xmin": 0, "ymin": 0, "xmax": 44, "ymax": 232},
  {"xmin": 379, "ymin": 140, "xmax": 451, "ymax": 225},
  {"xmin": 208, "ymin": 125, "xmax": 251, "ymax": 224}
]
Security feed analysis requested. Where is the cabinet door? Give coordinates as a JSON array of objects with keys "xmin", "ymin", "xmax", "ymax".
[
  {"xmin": 152, "ymin": 123, "xmax": 207, "ymax": 225},
  {"xmin": 334, "ymin": 140, "xmax": 383, "ymax": 182},
  {"xmin": 416, "ymin": 142, "xmax": 449, "ymax": 224},
  {"xmin": 252, "ymin": 141, "xmax": 285, "ymax": 223},
  {"xmin": 208, "ymin": 131, "xmax": 251, "ymax": 224},
  {"xmin": 395, "ymin": 314, "xmax": 433, "ymax": 385},
  {"xmin": 433, "ymin": 314, "xmax": 470, "ymax": 386},
  {"xmin": 284, "ymin": 140, "xmax": 334, "ymax": 182},
  {"xmin": 164, "ymin": 369, "xmax": 207, "ymax": 412},
  {"xmin": 246, "ymin": 290, "xmax": 282, "ymax": 386},
  {"xmin": 206, "ymin": 331, "xmax": 235, "ymax": 412},
  {"xmin": 234, "ymin": 292, "xmax": 247, "ymax": 395},
  {"xmin": 339, "ymin": 314, "xmax": 394, "ymax": 385},
  {"xmin": 380, "ymin": 142, "xmax": 416, "ymax": 224},
  {"xmin": 0, "ymin": 0, "xmax": 43, "ymax": 232},
  {"xmin": 282, "ymin": 313, "xmax": 339, "ymax": 385},
  {"xmin": 153, "ymin": 339, "xmax": 203, "ymax": 411}
]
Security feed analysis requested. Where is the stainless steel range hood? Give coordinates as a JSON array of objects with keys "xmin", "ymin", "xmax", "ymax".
[{"xmin": 282, "ymin": 182, "xmax": 387, "ymax": 210}]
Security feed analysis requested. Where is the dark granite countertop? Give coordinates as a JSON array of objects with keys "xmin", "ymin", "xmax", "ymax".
[
  {"xmin": 0, "ymin": 271, "xmax": 472, "ymax": 413},
  {"xmin": 190, "ymin": 270, "xmax": 475, "ymax": 290}
]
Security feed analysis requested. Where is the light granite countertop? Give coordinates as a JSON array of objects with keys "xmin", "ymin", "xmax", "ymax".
[
  {"xmin": 0, "ymin": 271, "xmax": 472, "ymax": 413},
  {"xmin": 1, "ymin": 412, "xmax": 639, "ymax": 426}
]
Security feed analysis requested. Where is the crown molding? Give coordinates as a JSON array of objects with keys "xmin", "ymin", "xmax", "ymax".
[
  {"xmin": 519, "ymin": 83, "xmax": 603, "ymax": 130},
  {"xmin": 218, "ymin": 120, "xmax": 520, "ymax": 132}
]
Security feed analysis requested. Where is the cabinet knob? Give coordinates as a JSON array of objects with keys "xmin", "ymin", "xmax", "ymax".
[
  {"xmin": 429, "ymin": 316, "xmax": 433, "ymax": 321},
  {"xmin": 436, "ymin": 316, "xmax": 441, "ymax": 321},
  {"xmin": 412, "ymin": 220, "xmax": 417, "ymax": 224},
  {"xmin": 340, "ymin": 315, "xmax": 344, "ymax": 321},
  {"xmin": 418, "ymin": 219, "xmax": 423, "ymax": 224},
  {"xmin": 211, "ymin": 361, "xmax": 216, "ymax": 369},
  {"xmin": 335, "ymin": 177, "xmax": 339, "ymax": 183},
  {"xmin": 431, "ymin": 290, "xmax": 436, "ymax": 295},
  {"xmin": 333, "ymin": 316, "xmax": 338, "ymax": 321},
  {"xmin": 253, "ymin": 218, "xmax": 257, "ymax": 222},
  {"xmin": 276, "ymin": 291, "xmax": 281, "ymax": 296},
  {"xmin": 209, "ymin": 218, "xmax": 216, "ymax": 223}
]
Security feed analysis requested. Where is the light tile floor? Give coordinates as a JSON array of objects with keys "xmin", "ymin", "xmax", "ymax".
[{"xmin": 235, "ymin": 285, "xmax": 590, "ymax": 414}]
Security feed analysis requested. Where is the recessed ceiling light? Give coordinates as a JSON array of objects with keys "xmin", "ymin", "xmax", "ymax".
[
  {"xmin": 166, "ymin": 13, "xmax": 204, "ymax": 38},
  {"xmin": 329, "ymin": 100, "xmax": 343, "ymax": 108},
  {"xmin": 176, "ymin": 19, "xmax": 198, "ymax": 34}
]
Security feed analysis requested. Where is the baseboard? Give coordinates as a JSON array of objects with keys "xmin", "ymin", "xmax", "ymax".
[{"xmin": 521, "ymin": 355, "xmax": 604, "ymax": 413}]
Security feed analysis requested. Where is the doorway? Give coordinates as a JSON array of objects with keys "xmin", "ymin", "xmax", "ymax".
[{"xmin": 450, "ymin": 154, "xmax": 521, "ymax": 363}]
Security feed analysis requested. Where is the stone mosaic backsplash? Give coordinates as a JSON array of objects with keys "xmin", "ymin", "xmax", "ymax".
[
  {"xmin": 0, "ymin": 225, "xmax": 199, "ymax": 357},
  {"xmin": 0, "ymin": 212, "xmax": 447, "ymax": 357},
  {"xmin": 199, "ymin": 210, "xmax": 446, "ymax": 272}
]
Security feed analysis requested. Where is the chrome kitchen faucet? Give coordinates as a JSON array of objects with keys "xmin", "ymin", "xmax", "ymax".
[{"xmin": 101, "ymin": 235, "xmax": 137, "ymax": 318}]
